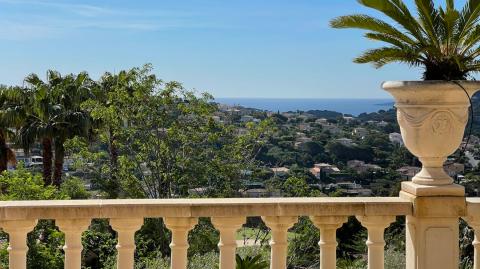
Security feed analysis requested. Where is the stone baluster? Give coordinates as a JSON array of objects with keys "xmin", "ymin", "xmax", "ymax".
[
  {"xmin": 2, "ymin": 220, "xmax": 37, "ymax": 269},
  {"xmin": 357, "ymin": 216, "xmax": 395, "ymax": 269},
  {"xmin": 164, "ymin": 217, "xmax": 198, "ymax": 269},
  {"xmin": 56, "ymin": 219, "xmax": 91, "ymax": 269},
  {"xmin": 310, "ymin": 216, "xmax": 347, "ymax": 269},
  {"xmin": 262, "ymin": 216, "xmax": 297, "ymax": 269},
  {"xmin": 211, "ymin": 217, "xmax": 245, "ymax": 269},
  {"xmin": 465, "ymin": 218, "xmax": 480, "ymax": 269},
  {"xmin": 110, "ymin": 218, "xmax": 144, "ymax": 269}
]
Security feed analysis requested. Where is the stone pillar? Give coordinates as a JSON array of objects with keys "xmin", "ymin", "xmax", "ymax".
[
  {"xmin": 2, "ymin": 220, "xmax": 37, "ymax": 269},
  {"xmin": 357, "ymin": 216, "xmax": 395, "ymax": 269},
  {"xmin": 310, "ymin": 216, "xmax": 346, "ymax": 269},
  {"xmin": 211, "ymin": 217, "xmax": 245, "ymax": 269},
  {"xmin": 110, "ymin": 218, "xmax": 144, "ymax": 269},
  {"xmin": 57, "ymin": 219, "xmax": 91, "ymax": 269},
  {"xmin": 164, "ymin": 217, "xmax": 198, "ymax": 269},
  {"xmin": 262, "ymin": 216, "xmax": 297, "ymax": 269},
  {"xmin": 401, "ymin": 185, "xmax": 466, "ymax": 269}
]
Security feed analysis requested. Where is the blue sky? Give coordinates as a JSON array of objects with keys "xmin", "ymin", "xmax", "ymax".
[{"xmin": 0, "ymin": 0, "xmax": 466, "ymax": 98}]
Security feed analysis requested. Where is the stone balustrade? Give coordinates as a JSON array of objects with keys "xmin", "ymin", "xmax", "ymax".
[{"xmin": 0, "ymin": 197, "xmax": 412, "ymax": 269}]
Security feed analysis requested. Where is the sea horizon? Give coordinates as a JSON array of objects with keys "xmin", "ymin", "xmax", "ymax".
[{"xmin": 216, "ymin": 97, "xmax": 395, "ymax": 116}]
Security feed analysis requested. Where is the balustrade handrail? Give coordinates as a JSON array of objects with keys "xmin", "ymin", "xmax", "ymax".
[
  {"xmin": 0, "ymin": 197, "xmax": 414, "ymax": 269},
  {"xmin": 0, "ymin": 197, "xmax": 412, "ymax": 221}
]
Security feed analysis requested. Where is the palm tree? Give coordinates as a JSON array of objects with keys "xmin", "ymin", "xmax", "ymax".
[
  {"xmin": 19, "ymin": 72, "xmax": 61, "ymax": 185},
  {"xmin": 51, "ymin": 72, "xmax": 93, "ymax": 186},
  {"xmin": 330, "ymin": 0, "xmax": 480, "ymax": 80},
  {"xmin": 20, "ymin": 71, "xmax": 93, "ymax": 186}
]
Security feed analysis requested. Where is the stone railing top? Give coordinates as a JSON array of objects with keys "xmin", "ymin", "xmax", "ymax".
[
  {"xmin": 466, "ymin": 198, "xmax": 480, "ymax": 219},
  {"xmin": 0, "ymin": 197, "xmax": 412, "ymax": 220}
]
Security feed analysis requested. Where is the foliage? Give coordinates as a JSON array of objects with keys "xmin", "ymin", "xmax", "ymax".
[
  {"xmin": 82, "ymin": 219, "xmax": 117, "ymax": 269},
  {"xmin": 288, "ymin": 217, "xmax": 319, "ymax": 268},
  {"xmin": 26, "ymin": 220, "xmax": 64, "ymax": 269},
  {"xmin": 0, "ymin": 167, "xmax": 65, "ymax": 200},
  {"xmin": 188, "ymin": 252, "xmax": 219, "ymax": 269},
  {"xmin": 235, "ymin": 254, "xmax": 268, "ymax": 269},
  {"xmin": 74, "ymin": 65, "xmax": 272, "ymax": 199},
  {"xmin": 60, "ymin": 177, "xmax": 90, "ymax": 199},
  {"xmin": 326, "ymin": 142, "xmax": 374, "ymax": 163},
  {"xmin": 282, "ymin": 177, "xmax": 310, "ymax": 197},
  {"xmin": 337, "ymin": 258, "xmax": 367, "ymax": 269},
  {"xmin": 188, "ymin": 218, "xmax": 219, "ymax": 257},
  {"xmin": 331, "ymin": 0, "xmax": 480, "ymax": 80},
  {"xmin": 384, "ymin": 248, "xmax": 405, "ymax": 269}
]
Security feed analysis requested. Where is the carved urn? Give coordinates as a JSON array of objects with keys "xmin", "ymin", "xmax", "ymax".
[{"xmin": 382, "ymin": 81, "xmax": 480, "ymax": 186}]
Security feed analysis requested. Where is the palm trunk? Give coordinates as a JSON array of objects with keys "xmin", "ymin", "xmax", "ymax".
[
  {"xmin": 42, "ymin": 137, "xmax": 53, "ymax": 186},
  {"xmin": 53, "ymin": 138, "xmax": 65, "ymax": 187},
  {"xmin": 0, "ymin": 130, "xmax": 8, "ymax": 173}
]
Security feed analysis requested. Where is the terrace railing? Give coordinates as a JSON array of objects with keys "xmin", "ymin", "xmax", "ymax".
[{"xmin": 0, "ymin": 197, "xmax": 414, "ymax": 269}]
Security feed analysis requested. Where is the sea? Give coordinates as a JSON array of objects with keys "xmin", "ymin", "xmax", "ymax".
[{"xmin": 215, "ymin": 98, "xmax": 394, "ymax": 116}]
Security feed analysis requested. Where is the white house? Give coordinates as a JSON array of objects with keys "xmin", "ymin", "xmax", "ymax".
[{"xmin": 389, "ymin": 132, "xmax": 404, "ymax": 146}]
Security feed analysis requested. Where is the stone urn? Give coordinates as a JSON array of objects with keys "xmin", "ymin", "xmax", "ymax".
[{"xmin": 382, "ymin": 81, "xmax": 480, "ymax": 186}]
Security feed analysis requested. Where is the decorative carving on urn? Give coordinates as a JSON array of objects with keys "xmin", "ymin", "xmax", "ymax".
[{"xmin": 397, "ymin": 106, "xmax": 468, "ymax": 134}]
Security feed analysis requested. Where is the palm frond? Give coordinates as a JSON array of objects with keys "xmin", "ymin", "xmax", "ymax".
[
  {"xmin": 358, "ymin": 0, "xmax": 426, "ymax": 42},
  {"xmin": 354, "ymin": 47, "xmax": 423, "ymax": 68},
  {"xmin": 415, "ymin": 0, "xmax": 440, "ymax": 47},
  {"xmin": 330, "ymin": 14, "xmax": 417, "ymax": 45}
]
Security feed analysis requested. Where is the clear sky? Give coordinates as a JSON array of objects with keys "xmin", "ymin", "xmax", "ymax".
[{"xmin": 0, "ymin": 0, "xmax": 466, "ymax": 98}]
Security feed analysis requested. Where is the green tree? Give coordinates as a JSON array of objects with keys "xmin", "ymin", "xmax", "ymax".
[
  {"xmin": 60, "ymin": 177, "xmax": 90, "ymax": 199},
  {"xmin": 331, "ymin": 0, "xmax": 480, "ymax": 80},
  {"xmin": 282, "ymin": 176, "xmax": 310, "ymax": 197}
]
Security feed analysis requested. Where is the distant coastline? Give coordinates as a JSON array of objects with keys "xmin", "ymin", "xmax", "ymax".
[{"xmin": 216, "ymin": 98, "xmax": 394, "ymax": 116}]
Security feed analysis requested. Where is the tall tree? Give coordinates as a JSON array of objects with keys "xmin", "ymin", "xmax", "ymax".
[
  {"xmin": 81, "ymin": 67, "xmax": 146, "ymax": 198},
  {"xmin": 20, "ymin": 71, "xmax": 92, "ymax": 186},
  {"xmin": 51, "ymin": 72, "xmax": 93, "ymax": 186}
]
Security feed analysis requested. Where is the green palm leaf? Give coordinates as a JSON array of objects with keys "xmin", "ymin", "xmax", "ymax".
[
  {"xmin": 331, "ymin": 0, "xmax": 480, "ymax": 80},
  {"xmin": 235, "ymin": 254, "xmax": 268, "ymax": 269}
]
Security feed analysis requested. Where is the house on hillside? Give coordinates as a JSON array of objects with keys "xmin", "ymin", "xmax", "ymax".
[
  {"xmin": 336, "ymin": 138, "xmax": 354, "ymax": 146},
  {"xmin": 389, "ymin": 132, "xmax": 404, "ymax": 146},
  {"xmin": 347, "ymin": 160, "xmax": 382, "ymax": 174},
  {"xmin": 352, "ymin": 128, "xmax": 368, "ymax": 139},
  {"xmin": 322, "ymin": 124, "xmax": 342, "ymax": 135},
  {"xmin": 377, "ymin": 121, "xmax": 389, "ymax": 127},
  {"xmin": 316, "ymin": 118, "xmax": 328, "ymax": 124},
  {"xmin": 310, "ymin": 163, "xmax": 340, "ymax": 180},
  {"xmin": 343, "ymin": 116, "xmax": 355, "ymax": 123},
  {"xmin": 396, "ymin": 166, "xmax": 421, "ymax": 180},
  {"xmin": 444, "ymin": 161, "xmax": 465, "ymax": 179},
  {"xmin": 271, "ymin": 167, "xmax": 290, "ymax": 177},
  {"xmin": 298, "ymin": 123, "xmax": 312, "ymax": 131}
]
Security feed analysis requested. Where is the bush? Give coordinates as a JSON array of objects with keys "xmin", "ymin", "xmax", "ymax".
[
  {"xmin": 60, "ymin": 177, "xmax": 90, "ymax": 199},
  {"xmin": 0, "ymin": 167, "xmax": 65, "ymax": 200},
  {"xmin": 384, "ymin": 248, "xmax": 405, "ymax": 269},
  {"xmin": 189, "ymin": 252, "xmax": 218, "ymax": 269}
]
